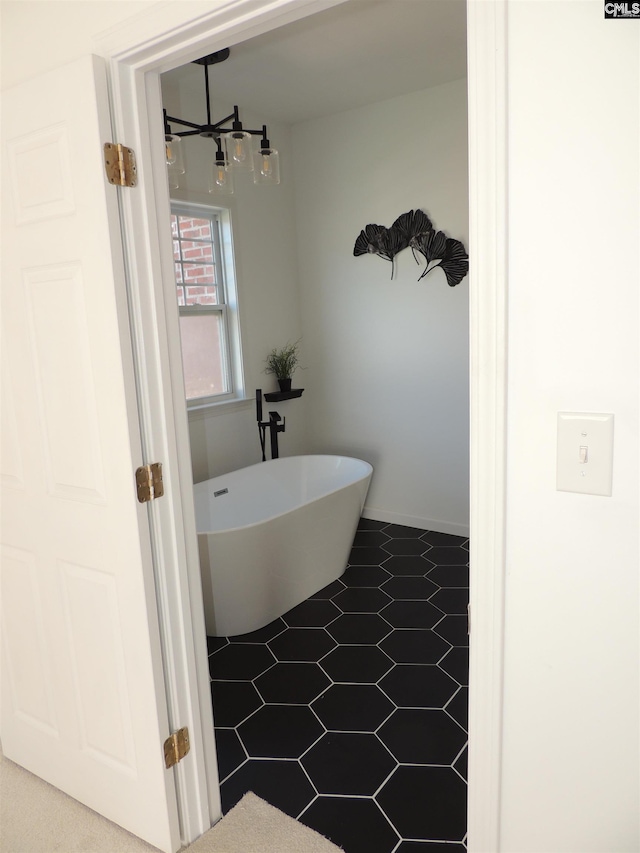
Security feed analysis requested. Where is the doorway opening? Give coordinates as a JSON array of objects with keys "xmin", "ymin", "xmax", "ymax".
[{"xmin": 157, "ymin": 2, "xmax": 470, "ymax": 849}]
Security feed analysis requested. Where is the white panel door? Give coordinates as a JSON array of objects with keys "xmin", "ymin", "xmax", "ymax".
[{"xmin": 0, "ymin": 55, "xmax": 180, "ymax": 853}]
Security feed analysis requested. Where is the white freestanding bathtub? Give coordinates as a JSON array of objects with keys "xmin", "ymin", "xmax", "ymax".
[{"xmin": 193, "ymin": 455, "xmax": 373, "ymax": 637}]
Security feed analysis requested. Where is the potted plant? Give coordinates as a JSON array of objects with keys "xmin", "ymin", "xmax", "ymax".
[{"xmin": 264, "ymin": 340, "xmax": 302, "ymax": 392}]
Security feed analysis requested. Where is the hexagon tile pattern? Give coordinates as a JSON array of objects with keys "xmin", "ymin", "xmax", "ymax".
[{"xmin": 208, "ymin": 519, "xmax": 469, "ymax": 853}]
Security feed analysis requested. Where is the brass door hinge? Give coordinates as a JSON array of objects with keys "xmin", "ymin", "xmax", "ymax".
[
  {"xmin": 104, "ymin": 142, "xmax": 137, "ymax": 187},
  {"xmin": 164, "ymin": 727, "xmax": 190, "ymax": 769},
  {"xmin": 135, "ymin": 462, "xmax": 164, "ymax": 503}
]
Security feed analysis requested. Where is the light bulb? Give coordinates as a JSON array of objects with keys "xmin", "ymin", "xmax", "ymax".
[
  {"xmin": 165, "ymin": 134, "xmax": 184, "ymax": 173},
  {"xmin": 252, "ymin": 146, "xmax": 280, "ymax": 185},
  {"xmin": 260, "ymin": 154, "xmax": 272, "ymax": 177},
  {"xmin": 224, "ymin": 130, "xmax": 253, "ymax": 171},
  {"xmin": 208, "ymin": 160, "xmax": 234, "ymax": 195},
  {"xmin": 234, "ymin": 138, "xmax": 246, "ymax": 161}
]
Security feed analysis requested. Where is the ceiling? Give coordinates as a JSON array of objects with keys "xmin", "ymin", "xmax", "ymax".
[{"xmin": 161, "ymin": 0, "xmax": 467, "ymax": 126}]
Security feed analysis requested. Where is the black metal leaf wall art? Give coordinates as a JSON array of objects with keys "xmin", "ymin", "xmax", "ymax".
[
  {"xmin": 353, "ymin": 223, "xmax": 407, "ymax": 277},
  {"xmin": 391, "ymin": 209, "xmax": 432, "ymax": 260},
  {"xmin": 353, "ymin": 208, "xmax": 468, "ymax": 286}
]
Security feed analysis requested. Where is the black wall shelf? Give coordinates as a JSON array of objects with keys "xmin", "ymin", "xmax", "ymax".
[{"xmin": 263, "ymin": 388, "xmax": 304, "ymax": 402}]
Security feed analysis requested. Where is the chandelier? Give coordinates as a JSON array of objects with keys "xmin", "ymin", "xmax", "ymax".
[{"xmin": 164, "ymin": 49, "xmax": 280, "ymax": 195}]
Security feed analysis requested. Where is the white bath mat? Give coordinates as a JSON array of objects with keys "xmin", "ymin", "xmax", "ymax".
[{"xmin": 187, "ymin": 792, "xmax": 344, "ymax": 853}]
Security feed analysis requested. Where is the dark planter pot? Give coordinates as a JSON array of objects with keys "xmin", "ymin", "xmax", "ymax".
[{"xmin": 277, "ymin": 377, "xmax": 292, "ymax": 392}]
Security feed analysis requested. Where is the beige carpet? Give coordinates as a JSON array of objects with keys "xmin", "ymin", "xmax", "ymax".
[
  {"xmin": 0, "ymin": 750, "xmax": 342, "ymax": 853},
  {"xmin": 191, "ymin": 792, "xmax": 342, "ymax": 853}
]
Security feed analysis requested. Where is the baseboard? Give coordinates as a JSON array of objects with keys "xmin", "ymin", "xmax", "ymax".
[{"xmin": 361, "ymin": 505, "xmax": 470, "ymax": 539}]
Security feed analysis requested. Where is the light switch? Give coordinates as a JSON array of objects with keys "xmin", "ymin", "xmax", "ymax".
[{"xmin": 557, "ymin": 412, "xmax": 614, "ymax": 496}]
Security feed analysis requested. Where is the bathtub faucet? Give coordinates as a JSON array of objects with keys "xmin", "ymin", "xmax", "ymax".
[
  {"xmin": 256, "ymin": 390, "xmax": 286, "ymax": 461},
  {"xmin": 266, "ymin": 411, "xmax": 285, "ymax": 460}
]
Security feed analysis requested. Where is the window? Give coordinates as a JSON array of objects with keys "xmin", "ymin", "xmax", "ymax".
[{"xmin": 171, "ymin": 203, "xmax": 243, "ymax": 407}]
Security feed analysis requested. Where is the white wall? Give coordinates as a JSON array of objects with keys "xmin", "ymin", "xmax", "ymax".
[
  {"xmin": 0, "ymin": 1, "xmax": 157, "ymax": 90},
  {"xmin": 293, "ymin": 80, "xmax": 470, "ymax": 534},
  {"xmin": 501, "ymin": 2, "xmax": 639, "ymax": 850}
]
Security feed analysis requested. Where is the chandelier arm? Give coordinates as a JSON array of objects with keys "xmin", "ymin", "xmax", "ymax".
[
  {"xmin": 165, "ymin": 115, "xmax": 203, "ymax": 131},
  {"xmin": 210, "ymin": 112, "xmax": 238, "ymax": 129}
]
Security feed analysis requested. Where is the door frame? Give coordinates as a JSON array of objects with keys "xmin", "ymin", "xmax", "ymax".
[{"xmin": 97, "ymin": 0, "xmax": 508, "ymax": 848}]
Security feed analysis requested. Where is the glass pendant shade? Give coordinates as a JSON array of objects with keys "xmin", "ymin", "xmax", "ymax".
[
  {"xmin": 165, "ymin": 134, "xmax": 185, "ymax": 172},
  {"xmin": 253, "ymin": 146, "xmax": 280, "ymax": 185},
  {"xmin": 224, "ymin": 130, "xmax": 253, "ymax": 171},
  {"xmin": 208, "ymin": 159, "xmax": 234, "ymax": 196}
]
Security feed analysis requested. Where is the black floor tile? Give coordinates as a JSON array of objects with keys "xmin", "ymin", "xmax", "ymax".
[
  {"xmin": 209, "ymin": 643, "xmax": 275, "ymax": 680},
  {"xmin": 382, "ymin": 539, "xmax": 431, "ymax": 557},
  {"xmin": 380, "ymin": 629, "xmax": 450, "ymax": 665},
  {"xmin": 382, "ymin": 555, "xmax": 435, "ymax": 575},
  {"xmin": 332, "ymin": 587, "xmax": 392, "ymax": 613},
  {"xmin": 327, "ymin": 613, "xmax": 392, "ymax": 645},
  {"xmin": 454, "ymin": 745, "xmax": 468, "ymax": 781},
  {"xmin": 221, "ymin": 758, "xmax": 316, "ymax": 818},
  {"xmin": 301, "ymin": 796, "xmax": 399, "ymax": 853},
  {"xmin": 353, "ymin": 530, "xmax": 391, "ymax": 547},
  {"xmin": 377, "ymin": 765, "xmax": 467, "ymax": 841},
  {"xmin": 268, "ymin": 628, "xmax": 336, "ymax": 661},
  {"xmin": 378, "ymin": 708, "xmax": 467, "ymax": 764},
  {"xmin": 311, "ymin": 683, "xmax": 394, "ymax": 731},
  {"xmin": 383, "ymin": 538, "xmax": 430, "ymax": 556},
  {"xmin": 385, "ymin": 524, "xmax": 426, "ymax": 538},
  {"xmin": 445, "ymin": 686, "xmax": 468, "ymax": 730},
  {"xmin": 228, "ymin": 618, "xmax": 286, "ymax": 643},
  {"xmin": 427, "ymin": 546, "xmax": 469, "ymax": 565},
  {"xmin": 430, "ymin": 588, "xmax": 470, "ymax": 615},
  {"xmin": 238, "ymin": 704, "xmax": 324, "ymax": 758},
  {"xmin": 349, "ymin": 545, "xmax": 391, "ymax": 565},
  {"xmin": 207, "ymin": 635, "xmax": 228, "ymax": 654},
  {"xmin": 210, "ymin": 680, "xmax": 262, "ymax": 727},
  {"xmin": 302, "ymin": 732, "xmax": 396, "ymax": 795},
  {"xmin": 439, "ymin": 647, "xmax": 469, "ymax": 686},
  {"xmin": 254, "ymin": 661, "xmax": 331, "ymax": 704},
  {"xmin": 209, "ymin": 520, "xmax": 469, "ymax": 851},
  {"xmin": 214, "ymin": 728, "xmax": 246, "ymax": 781},
  {"xmin": 321, "ymin": 645, "xmax": 394, "ymax": 683},
  {"xmin": 342, "ymin": 565, "xmax": 391, "ymax": 587},
  {"xmin": 420, "ymin": 531, "xmax": 467, "ymax": 547},
  {"xmin": 381, "ymin": 600, "xmax": 443, "ymax": 629},
  {"xmin": 283, "ymin": 599, "xmax": 341, "ymax": 627},
  {"xmin": 379, "ymin": 665, "xmax": 459, "ymax": 708},
  {"xmin": 309, "ymin": 579, "xmax": 346, "ymax": 599},
  {"xmin": 381, "ymin": 576, "xmax": 439, "ymax": 600},
  {"xmin": 427, "ymin": 565, "xmax": 470, "ymax": 588},
  {"xmin": 433, "ymin": 614, "xmax": 469, "ymax": 647}
]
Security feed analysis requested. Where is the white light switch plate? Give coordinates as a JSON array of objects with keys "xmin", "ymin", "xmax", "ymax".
[{"xmin": 556, "ymin": 412, "xmax": 614, "ymax": 496}]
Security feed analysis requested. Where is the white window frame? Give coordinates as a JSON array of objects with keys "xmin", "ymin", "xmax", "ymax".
[{"xmin": 171, "ymin": 201, "xmax": 245, "ymax": 410}]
